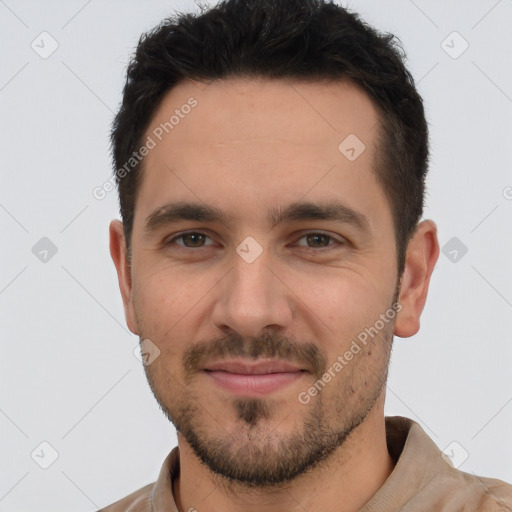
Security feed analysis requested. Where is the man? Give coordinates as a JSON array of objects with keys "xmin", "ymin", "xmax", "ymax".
[{"xmin": 102, "ymin": 0, "xmax": 512, "ymax": 510}]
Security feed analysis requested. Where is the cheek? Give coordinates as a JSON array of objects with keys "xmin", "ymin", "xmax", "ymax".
[
  {"xmin": 133, "ymin": 270, "xmax": 199, "ymax": 351},
  {"xmin": 134, "ymin": 263, "xmax": 234, "ymax": 367},
  {"xmin": 296, "ymin": 270, "xmax": 391, "ymax": 350}
]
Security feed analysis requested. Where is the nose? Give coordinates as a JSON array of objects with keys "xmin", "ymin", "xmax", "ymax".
[{"xmin": 210, "ymin": 247, "xmax": 294, "ymax": 339}]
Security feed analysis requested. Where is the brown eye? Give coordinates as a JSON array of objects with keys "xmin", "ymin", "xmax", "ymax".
[
  {"xmin": 296, "ymin": 232, "xmax": 342, "ymax": 249},
  {"xmin": 305, "ymin": 233, "xmax": 332, "ymax": 247},
  {"xmin": 167, "ymin": 232, "xmax": 213, "ymax": 248},
  {"xmin": 182, "ymin": 233, "xmax": 206, "ymax": 247}
]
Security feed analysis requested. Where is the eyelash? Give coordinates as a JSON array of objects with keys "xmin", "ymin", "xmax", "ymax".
[{"xmin": 164, "ymin": 231, "xmax": 346, "ymax": 251}]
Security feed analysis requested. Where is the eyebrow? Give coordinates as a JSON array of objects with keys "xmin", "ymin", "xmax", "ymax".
[{"xmin": 144, "ymin": 200, "xmax": 372, "ymax": 235}]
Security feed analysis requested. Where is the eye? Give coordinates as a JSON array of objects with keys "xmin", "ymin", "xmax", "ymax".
[
  {"xmin": 163, "ymin": 231, "xmax": 346, "ymax": 251},
  {"xmin": 166, "ymin": 232, "xmax": 215, "ymax": 248},
  {"xmin": 295, "ymin": 232, "xmax": 344, "ymax": 249}
]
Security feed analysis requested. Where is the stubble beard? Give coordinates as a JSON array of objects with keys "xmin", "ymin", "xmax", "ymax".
[{"xmin": 142, "ymin": 318, "xmax": 394, "ymax": 489}]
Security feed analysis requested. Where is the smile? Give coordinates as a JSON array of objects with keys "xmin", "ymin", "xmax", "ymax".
[{"xmin": 202, "ymin": 359, "xmax": 307, "ymax": 396}]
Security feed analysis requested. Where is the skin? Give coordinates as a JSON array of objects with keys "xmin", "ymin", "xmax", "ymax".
[{"xmin": 110, "ymin": 77, "xmax": 439, "ymax": 512}]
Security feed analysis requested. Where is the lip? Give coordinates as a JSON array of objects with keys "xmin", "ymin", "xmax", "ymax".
[
  {"xmin": 202, "ymin": 359, "xmax": 307, "ymax": 396},
  {"xmin": 203, "ymin": 359, "xmax": 304, "ymax": 374}
]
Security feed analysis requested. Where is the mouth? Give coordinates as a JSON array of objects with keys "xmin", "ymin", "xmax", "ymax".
[{"xmin": 202, "ymin": 359, "xmax": 308, "ymax": 396}]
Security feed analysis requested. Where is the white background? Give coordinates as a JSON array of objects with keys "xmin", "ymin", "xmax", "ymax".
[{"xmin": 1, "ymin": 0, "xmax": 511, "ymax": 510}]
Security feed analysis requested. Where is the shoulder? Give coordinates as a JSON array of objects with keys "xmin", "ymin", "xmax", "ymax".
[
  {"xmin": 458, "ymin": 473, "xmax": 512, "ymax": 511},
  {"xmin": 382, "ymin": 416, "xmax": 512, "ymax": 511},
  {"xmin": 97, "ymin": 483, "xmax": 154, "ymax": 512},
  {"xmin": 426, "ymin": 466, "xmax": 512, "ymax": 511},
  {"xmin": 96, "ymin": 447, "xmax": 180, "ymax": 512}
]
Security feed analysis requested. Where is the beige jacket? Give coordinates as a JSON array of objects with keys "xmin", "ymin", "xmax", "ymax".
[{"xmin": 98, "ymin": 416, "xmax": 512, "ymax": 511}]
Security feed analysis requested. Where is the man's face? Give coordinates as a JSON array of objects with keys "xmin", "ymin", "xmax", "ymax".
[{"xmin": 120, "ymin": 78, "xmax": 401, "ymax": 486}]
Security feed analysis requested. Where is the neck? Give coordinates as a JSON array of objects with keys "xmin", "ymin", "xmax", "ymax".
[{"xmin": 173, "ymin": 403, "xmax": 394, "ymax": 512}]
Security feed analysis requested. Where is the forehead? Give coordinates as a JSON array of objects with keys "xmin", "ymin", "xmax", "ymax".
[
  {"xmin": 134, "ymin": 76, "xmax": 390, "ymax": 234},
  {"xmin": 148, "ymin": 76, "xmax": 379, "ymax": 149}
]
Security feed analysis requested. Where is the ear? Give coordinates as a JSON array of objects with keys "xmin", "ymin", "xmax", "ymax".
[
  {"xmin": 394, "ymin": 220, "xmax": 439, "ymax": 338},
  {"xmin": 109, "ymin": 220, "xmax": 139, "ymax": 335}
]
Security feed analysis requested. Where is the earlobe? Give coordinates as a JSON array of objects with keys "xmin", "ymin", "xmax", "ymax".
[
  {"xmin": 109, "ymin": 220, "xmax": 139, "ymax": 335},
  {"xmin": 394, "ymin": 220, "xmax": 440, "ymax": 338}
]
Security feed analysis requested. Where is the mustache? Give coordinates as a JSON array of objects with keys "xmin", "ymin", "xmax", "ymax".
[{"xmin": 182, "ymin": 330, "xmax": 327, "ymax": 380}]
